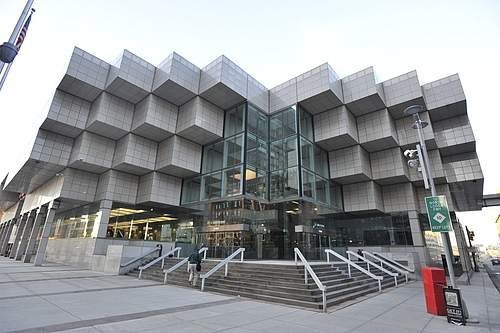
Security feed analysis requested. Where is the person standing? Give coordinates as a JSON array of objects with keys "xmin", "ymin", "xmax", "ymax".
[{"xmin": 188, "ymin": 246, "xmax": 202, "ymax": 287}]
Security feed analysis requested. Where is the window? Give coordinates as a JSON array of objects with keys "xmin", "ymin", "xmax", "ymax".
[
  {"xmin": 247, "ymin": 104, "xmax": 268, "ymax": 140},
  {"xmin": 302, "ymin": 169, "xmax": 315, "ymax": 199},
  {"xmin": 270, "ymin": 106, "xmax": 296, "ymax": 141},
  {"xmin": 299, "ymin": 108, "xmax": 314, "ymax": 141},
  {"xmin": 203, "ymin": 141, "xmax": 223, "ymax": 173},
  {"xmin": 245, "ymin": 167, "xmax": 267, "ymax": 199},
  {"xmin": 247, "ymin": 133, "xmax": 268, "ymax": 170},
  {"xmin": 182, "ymin": 177, "xmax": 201, "ymax": 203},
  {"xmin": 223, "ymin": 166, "xmax": 243, "ymax": 197},
  {"xmin": 314, "ymin": 147, "xmax": 329, "ymax": 178},
  {"xmin": 201, "ymin": 172, "xmax": 222, "ymax": 200},
  {"xmin": 223, "ymin": 134, "xmax": 244, "ymax": 168},
  {"xmin": 300, "ymin": 138, "xmax": 314, "ymax": 171},
  {"xmin": 315, "ymin": 176, "xmax": 329, "ymax": 204},
  {"xmin": 270, "ymin": 137, "xmax": 297, "ymax": 171},
  {"xmin": 270, "ymin": 167, "xmax": 299, "ymax": 200},
  {"xmin": 225, "ymin": 104, "xmax": 245, "ymax": 137}
]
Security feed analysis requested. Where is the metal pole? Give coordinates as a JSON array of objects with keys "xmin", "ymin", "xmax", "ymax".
[
  {"xmin": 414, "ymin": 113, "xmax": 457, "ymax": 288},
  {"xmin": 0, "ymin": 62, "xmax": 13, "ymax": 91},
  {"xmin": 0, "ymin": 0, "xmax": 35, "ymax": 73}
]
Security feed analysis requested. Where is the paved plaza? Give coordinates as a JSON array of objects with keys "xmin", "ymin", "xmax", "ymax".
[{"xmin": 0, "ymin": 257, "xmax": 499, "ymax": 333}]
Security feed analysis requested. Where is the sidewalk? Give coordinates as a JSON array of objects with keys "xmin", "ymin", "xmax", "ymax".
[{"xmin": 0, "ymin": 257, "xmax": 499, "ymax": 332}]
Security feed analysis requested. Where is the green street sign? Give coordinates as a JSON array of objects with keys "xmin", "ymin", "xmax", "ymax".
[{"xmin": 425, "ymin": 196, "xmax": 453, "ymax": 232}]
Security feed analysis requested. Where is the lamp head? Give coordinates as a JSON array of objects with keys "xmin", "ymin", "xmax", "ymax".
[{"xmin": 403, "ymin": 105, "xmax": 425, "ymax": 116}]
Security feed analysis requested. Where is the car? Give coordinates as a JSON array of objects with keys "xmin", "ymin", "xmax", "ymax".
[{"xmin": 491, "ymin": 258, "xmax": 500, "ymax": 265}]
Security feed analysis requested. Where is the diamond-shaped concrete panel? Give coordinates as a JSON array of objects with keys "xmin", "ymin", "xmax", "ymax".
[
  {"xmin": 370, "ymin": 147, "xmax": 409, "ymax": 185},
  {"xmin": 314, "ymin": 105, "xmax": 358, "ymax": 151},
  {"xmin": 433, "ymin": 115, "xmax": 475, "ymax": 156},
  {"xmin": 132, "ymin": 94, "xmax": 178, "ymax": 141},
  {"xmin": 86, "ymin": 92, "xmax": 134, "ymax": 140},
  {"xmin": 137, "ymin": 172, "xmax": 182, "ymax": 206},
  {"xmin": 422, "ymin": 74, "xmax": 467, "ymax": 122},
  {"xmin": 199, "ymin": 56, "xmax": 248, "ymax": 110},
  {"xmin": 382, "ymin": 182, "xmax": 418, "ymax": 213},
  {"xmin": 176, "ymin": 97, "xmax": 223, "ymax": 145},
  {"xmin": 329, "ymin": 145, "xmax": 371, "ymax": 184},
  {"xmin": 357, "ymin": 109, "xmax": 399, "ymax": 152},
  {"xmin": 112, "ymin": 134, "xmax": 157, "ymax": 175},
  {"xmin": 342, "ymin": 67, "xmax": 385, "ymax": 116},
  {"xmin": 297, "ymin": 63, "xmax": 343, "ymax": 115},
  {"xmin": 382, "ymin": 70, "xmax": 426, "ymax": 119},
  {"xmin": 153, "ymin": 52, "xmax": 200, "ymax": 106},
  {"xmin": 105, "ymin": 50, "xmax": 155, "ymax": 104},
  {"xmin": 41, "ymin": 90, "xmax": 91, "ymax": 138},
  {"xmin": 69, "ymin": 131, "xmax": 115, "ymax": 173},
  {"xmin": 57, "ymin": 47, "xmax": 110, "ymax": 102},
  {"xmin": 343, "ymin": 181, "xmax": 384, "ymax": 213},
  {"xmin": 95, "ymin": 170, "xmax": 139, "ymax": 204},
  {"xmin": 156, "ymin": 135, "xmax": 202, "ymax": 178}
]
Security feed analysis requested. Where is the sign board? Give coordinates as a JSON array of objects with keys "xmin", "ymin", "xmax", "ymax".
[
  {"xmin": 443, "ymin": 287, "xmax": 466, "ymax": 325},
  {"xmin": 425, "ymin": 196, "xmax": 453, "ymax": 232}
]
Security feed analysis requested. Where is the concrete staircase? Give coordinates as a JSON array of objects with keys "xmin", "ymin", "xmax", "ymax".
[{"xmin": 127, "ymin": 258, "xmax": 408, "ymax": 311}]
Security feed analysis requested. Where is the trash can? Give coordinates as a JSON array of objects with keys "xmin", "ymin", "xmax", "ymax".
[{"xmin": 422, "ymin": 267, "xmax": 447, "ymax": 315}]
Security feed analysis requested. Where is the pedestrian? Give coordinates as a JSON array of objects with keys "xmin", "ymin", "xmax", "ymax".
[
  {"xmin": 357, "ymin": 248, "xmax": 364, "ymax": 261},
  {"xmin": 156, "ymin": 244, "xmax": 163, "ymax": 258},
  {"xmin": 188, "ymin": 246, "xmax": 202, "ymax": 287}
]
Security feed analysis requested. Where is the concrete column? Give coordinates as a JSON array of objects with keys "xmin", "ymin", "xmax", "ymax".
[
  {"xmin": 14, "ymin": 210, "xmax": 37, "ymax": 260},
  {"xmin": 0, "ymin": 221, "xmax": 10, "ymax": 251},
  {"xmin": 91, "ymin": 199, "xmax": 113, "ymax": 238},
  {"xmin": 453, "ymin": 221, "xmax": 472, "ymax": 273},
  {"xmin": 9, "ymin": 213, "xmax": 29, "ymax": 259},
  {"xmin": 408, "ymin": 210, "xmax": 425, "ymax": 247},
  {"xmin": 34, "ymin": 201, "xmax": 60, "ymax": 266},
  {"xmin": 23, "ymin": 206, "xmax": 47, "ymax": 263},
  {"xmin": 1, "ymin": 220, "xmax": 15, "ymax": 256}
]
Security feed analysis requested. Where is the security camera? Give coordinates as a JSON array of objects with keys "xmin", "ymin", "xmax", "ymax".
[
  {"xmin": 407, "ymin": 159, "xmax": 419, "ymax": 169},
  {"xmin": 404, "ymin": 149, "xmax": 418, "ymax": 159}
]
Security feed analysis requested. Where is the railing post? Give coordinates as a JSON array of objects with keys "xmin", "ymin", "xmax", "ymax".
[
  {"xmin": 304, "ymin": 269, "xmax": 308, "ymax": 284},
  {"xmin": 161, "ymin": 257, "xmax": 165, "ymax": 269},
  {"xmin": 240, "ymin": 249, "xmax": 244, "ymax": 262},
  {"xmin": 348, "ymin": 263, "xmax": 351, "ymax": 278},
  {"xmin": 138, "ymin": 269, "xmax": 143, "ymax": 279},
  {"xmin": 203, "ymin": 249, "xmax": 207, "ymax": 260},
  {"xmin": 326, "ymin": 251, "xmax": 330, "ymax": 263},
  {"xmin": 225, "ymin": 262, "xmax": 228, "ymax": 277},
  {"xmin": 322, "ymin": 290, "xmax": 327, "ymax": 313},
  {"xmin": 177, "ymin": 248, "xmax": 180, "ymax": 258},
  {"xmin": 294, "ymin": 251, "xmax": 298, "ymax": 265},
  {"xmin": 164, "ymin": 272, "xmax": 168, "ymax": 284},
  {"xmin": 405, "ymin": 274, "xmax": 408, "ymax": 283},
  {"xmin": 201, "ymin": 278, "xmax": 205, "ymax": 291},
  {"xmin": 378, "ymin": 280, "xmax": 382, "ymax": 292},
  {"xmin": 367, "ymin": 263, "xmax": 370, "ymax": 273},
  {"xmin": 394, "ymin": 276, "xmax": 398, "ymax": 287}
]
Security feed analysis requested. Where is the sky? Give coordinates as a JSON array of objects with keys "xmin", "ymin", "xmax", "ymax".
[{"xmin": 0, "ymin": 0, "xmax": 499, "ymax": 245}]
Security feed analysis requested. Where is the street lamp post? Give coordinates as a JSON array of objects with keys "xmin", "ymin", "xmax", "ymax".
[{"xmin": 404, "ymin": 105, "xmax": 458, "ymax": 288}]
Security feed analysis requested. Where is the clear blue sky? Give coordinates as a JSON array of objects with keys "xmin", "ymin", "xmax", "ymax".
[{"xmin": 0, "ymin": 0, "xmax": 499, "ymax": 244}]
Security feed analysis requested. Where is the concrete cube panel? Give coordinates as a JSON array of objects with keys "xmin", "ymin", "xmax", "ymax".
[
  {"xmin": 422, "ymin": 74, "xmax": 467, "ymax": 122},
  {"xmin": 60, "ymin": 168, "xmax": 99, "ymax": 203},
  {"xmin": 30, "ymin": 129, "xmax": 73, "ymax": 167},
  {"xmin": 112, "ymin": 134, "xmax": 157, "ymax": 175},
  {"xmin": 153, "ymin": 52, "xmax": 200, "ymax": 106},
  {"xmin": 442, "ymin": 152, "xmax": 483, "ymax": 184},
  {"xmin": 409, "ymin": 149, "xmax": 446, "ymax": 185},
  {"xmin": 382, "ymin": 182, "xmax": 418, "ymax": 213},
  {"xmin": 416, "ymin": 184, "xmax": 455, "ymax": 213},
  {"xmin": 105, "ymin": 50, "xmax": 155, "ymax": 104},
  {"xmin": 57, "ymin": 47, "xmax": 110, "ymax": 102},
  {"xmin": 199, "ymin": 56, "xmax": 248, "ymax": 110},
  {"xmin": 370, "ymin": 147, "xmax": 409, "ymax": 185},
  {"xmin": 95, "ymin": 170, "xmax": 139, "ymax": 204},
  {"xmin": 297, "ymin": 63, "xmax": 343, "ymax": 114},
  {"xmin": 432, "ymin": 115, "xmax": 475, "ymax": 156},
  {"xmin": 247, "ymin": 75, "xmax": 269, "ymax": 113},
  {"xmin": 156, "ymin": 135, "xmax": 202, "ymax": 177},
  {"xmin": 86, "ymin": 92, "xmax": 134, "ymax": 140},
  {"xmin": 41, "ymin": 90, "xmax": 91, "ymax": 138},
  {"xmin": 270, "ymin": 78, "xmax": 298, "ymax": 113},
  {"xmin": 449, "ymin": 178, "xmax": 484, "ymax": 212},
  {"xmin": 395, "ymin": 111, "xmax": 436, "ymax": 149},
  {"xmin": 382, "ymin": 70, "xmax": 426, "ymax": 119},
  {"xmin": 342, "ymin": 67, "xmax": 385, "ymax": 116},
  {"xmin": 329, "ymin": 145, "xmax": 371, "ymax": 184},
  {"xmin": 176, "ymin": 97, "xmax": 223, "ymax": 145},
  {"xmin": 357, "ymin": 109, "xmax": 398, "ymax": 152},
  {"xmin": 136, "ymin": 172, "xmax": 182, "ymax": 206},
  {"xmin": 343, "ymin": 181, "xmax": 384, "ymax": 213},
  {"xmin": 69, "ymin": 131, "xmax": 115, "ymax": 173},
  {"xmin": 314, "ymin": 106, "xmax": 358, "ymax": 150},
  {"xmin": 131, "ymin": 94, "xmax": 178, "ymax": 141}
]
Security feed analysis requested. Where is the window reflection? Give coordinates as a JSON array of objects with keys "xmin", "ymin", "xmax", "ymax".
[
  {"xmin": 51, "ymin": 204, "xmax": 99, "ymax": 239},
  {"xmin": 225, "ymin": 104, "xmax": 245, "ymax": 137}
]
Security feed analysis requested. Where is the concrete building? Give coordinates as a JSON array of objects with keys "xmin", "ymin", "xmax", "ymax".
[{"xmin": 0, "ymin": 47, "xmax": 483, "ymax": 272}]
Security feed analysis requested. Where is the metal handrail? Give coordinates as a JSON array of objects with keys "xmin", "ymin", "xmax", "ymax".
[
  {"xmin": 347, "ymin": 251, "xmax": 399, "ymax": 287},
  {"xmin": 363, "ymin": 251, "xmax": 409, "ymax": 283},
  {"xmin": 120, "ymin": 247, "xmax": 159, "ymax": 268},
  {"xmin": 373, "ymin": 251, "xmax": 415, "ymax": 273},
  {"xmin": 294, "ymin": 248, "xmax": 327, "ymax": 313},
  {"xmin": 138, "ymin": 247, "xmax": 181, "ymax": 279},
  {"xmin": 200, "ymin": 248, "xmax": 245, "ymax": 292},
  {"xmin": 163, "ymin": 247, "xmax": 208, "ymax": 284},
  {"xmin": 325, "ymin": 249, "xmax": 383, "ymax": 292}
]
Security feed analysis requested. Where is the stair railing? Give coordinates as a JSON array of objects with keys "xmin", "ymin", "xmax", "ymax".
[
  {"xmin": 363, "ymin": 251, "xmax": 409, "ymax": 283},
  {"xmin": 163, "ymin": 247, "xmax": 208, "ymax": 284},
  {"xmin": 325, "ymin": 249, "xmax": 383, "ymax": 292},
  {"xmin": 138, "ymin": 247, "xmax": 181, "ymax": 279},
  {"xmin": 200, "ymin": 248, "xmax": 245, "ymax": 292},
  {"xmin": 294, "ymin": 248, "xmax": 327, "ymax": 313},
  {"xmin": 119, "ymin": 247, "xmax": 159, "ymax": 275},
  {"xmin": 347, "ymin": 251, "xmax": 399, "ymax": 287},
  {"xmin": 373, "ymin": 251, "xmax": 415, "ymax": 273}
]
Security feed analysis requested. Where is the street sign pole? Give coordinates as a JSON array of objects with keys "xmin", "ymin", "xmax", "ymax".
[{"xmin": 414, "ymin": 113, "xmax": 457, "ymax": 288}]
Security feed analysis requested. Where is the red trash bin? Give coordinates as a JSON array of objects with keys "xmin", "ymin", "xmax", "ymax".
[{"xmin": 421, "ymin": 267, "xmax": 447, "ymax": 315}]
